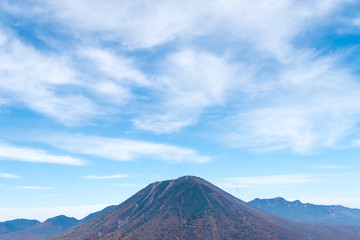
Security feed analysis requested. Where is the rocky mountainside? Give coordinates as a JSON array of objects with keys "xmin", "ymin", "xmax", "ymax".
[
  {"xmin": 52, "ymin": 176, "xmax": 360, "ymax": 240},
  {"xmin": 249, "ymin": 197, "xmax": 360, "ymax": 226}
]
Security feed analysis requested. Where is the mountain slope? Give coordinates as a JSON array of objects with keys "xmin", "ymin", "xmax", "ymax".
[
  {"xmin": 249, "ymin": 197, "xmax": 360, "ymax": 226},
  {"xmin": 79, "ymin": 206, "xmax": 116, "ymax": 224},
  {"xmin": 52, "ymin": 176, "xmax": 360, "ymax": 240}
]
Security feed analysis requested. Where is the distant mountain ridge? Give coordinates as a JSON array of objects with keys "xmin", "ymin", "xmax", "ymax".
[
  {"xmin": 52, "ymin": 176, "xmax": 360, "ymax": 240},
  {"xmin": 0, "ymin": 206, "xmax": 116, "ymax": 240},
  {"xmin": 248, "ymin": 197, "xmax": 360, "ymax": 226},
  {"xmin": 0, "ymin": 219, "xmax": 40, "ymax": 235}
]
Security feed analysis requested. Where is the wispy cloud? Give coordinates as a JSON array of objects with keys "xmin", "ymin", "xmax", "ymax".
[
  {"xmin": 5, "ymin": 0, "xmax": 345, "ymax": 53},
  {"xmin": 225, "ymin": 53, "xmax": 360, "ymax": 153},
  {"xmin": 18, "ymin": 186, "xmax": 52, "ymax": 190},
  {"xmin": 0, "ymin": 28, "xmax": 100, "ymax": 125},
  {"xmin": 220, "ymin": 173, "xmax": 328, "ymax": 188},
  {"xmin": 76, "ymin": 47, "xmax": 150, "ymax": 106},
  {"xmin": 133, "ymin": 49, "xmax": 243, "ymax": 133},
  {"xmin": 0, "ymin": 0, "xmax": 360, "ymax": 154},
  {"xmin": 39, "ymin": 134, "xmax": 210, "ymax": 163},
  {"xmin": 0, "ymin": 173, "xmax": 21, "ymax": 179},
  {"xmin": 312, "ymin": 164, "xmax": 346, "ymax": 170},
  {"xmin": 83, "ymin": 174, "xmax": 129, "ymax": 179},
  {"xmin": 0, "ymin": 143, "xmax": 86, "ymax": 166},
  {"xmin": 30, "ymin": 0, "xmax": 205, "ymax": 49}
]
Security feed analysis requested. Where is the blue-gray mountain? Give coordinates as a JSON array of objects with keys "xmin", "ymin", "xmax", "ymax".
[
  {"xmin": 0, "ymin": 219, "xmax": 40, "ymax": 235},
  {"xmin": 0, "ymin": 206, "xmax": 115, "ymax": 240},
  {"xmin": 248, "ymin": 197, "xmax": 360, "ymax": 226}
]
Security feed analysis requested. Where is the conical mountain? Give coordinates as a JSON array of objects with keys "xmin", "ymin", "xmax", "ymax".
[{"xmin": 52, "ymin": 176, "xmax": 360, "ymax": 240}]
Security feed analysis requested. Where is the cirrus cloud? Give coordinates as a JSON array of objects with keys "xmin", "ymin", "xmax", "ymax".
[
  {"xmin": 38, "ymin": 134, "xmax": 210, "ymax": 163},
  {"xmin": 83, "ymin": 174, "xmax": 129, "ymax": 179},
  {"xmin": 0, "ymin": 142, "xmax": 86, "ymax": 166},
  {"xmin": 0, "ymin": 173, "xmax": 21, "ymax": 179},
  {"xmin": 220, "ymin": 173, "xmax": 329, "ymax": 189}
]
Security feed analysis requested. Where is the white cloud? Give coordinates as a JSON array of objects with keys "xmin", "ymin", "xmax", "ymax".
[
  {"xmin": 0, "ymin": 28, "xmax": 100, "ymax": 125},
  {"xmin": 208, "ymin": 0, "xmax": 347, "ymax": 61},
  {"xmin": 0, "ymin": 204, "xmax": 109, "ymax": 222},
  {"xmin": 226, "ymin": 53, "xmax": 360, "ymax": 153},
  {"xmin": 5, "ymin": 0, "xmax": 345, "ymax": 54},
  {"xmin": 312, "ymin": 164, "xmax": 346, "ymax": 170},
  {"xmin": 1, "ymin": 0, "xmax": 360, "ymax": 151},
  {"xmin": 39, "ymin": 134, "xmax": 210, "ymax": 163},
  {"xmin": 220, "ymin": 173, "xmax": 328, "ymax": 188},
  {"xmin": 353, "ymin": 16, "xmax": 360, "ymax": 27},
  {"xmin": 78, "ymin": 47, "xmax": 149, "ymax": 105},
  {"xmin": 83, "ymin": 174, "xmax": 129, "ymax": 179},
  {"xmin": 18, "ymin": 186, "xmax": 51, "ymax": 190},
  {"xmin": 0, "ymin": 173, "xmax": 21, "ymax": 179},
  {"xmin": 0, "ymin": 143, "xmax": 86, "ymax": 166},
  {"xmin": 0, "ymin": 29, "xmax": 151, "ymax": 125},
  {"xmin": 134, "ymin": 49, "xmax": 243, "ymax": 133},
  {"xmin": 35, "ymin": 0, "xmax": 206, "ymax": 49}
]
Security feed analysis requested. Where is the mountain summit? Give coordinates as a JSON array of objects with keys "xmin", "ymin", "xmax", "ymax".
[{"xmin": 53, "ymin": 176, "xmax": 360, "ymax": 240}]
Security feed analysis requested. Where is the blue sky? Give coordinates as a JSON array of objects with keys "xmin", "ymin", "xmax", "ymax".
[{"xmin": 1, "ymin": 0, "xmax": 360, "ymax": 221}]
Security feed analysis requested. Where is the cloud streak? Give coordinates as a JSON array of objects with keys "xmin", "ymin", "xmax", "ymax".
[
  {"xmin": 0, "ymin": 143, "xmax": 86, "ymax": 166},
  {"xmin": 83, "ymin": 174, "xmax": 129, "ymax": 179},
  {"xmin": 220, "ymin": 173, "xmax": 328, "ymax": 188},
  {"xmin": 18, "ymin": 186, "xmax": 52, "ymax": 190},
  {"xmin": 40, "ymin": 134, "xmax": 210, "ymax": 163},
  {"xmin": 0, "ymin": 173, "xmax": 21, "ymax": 179}
]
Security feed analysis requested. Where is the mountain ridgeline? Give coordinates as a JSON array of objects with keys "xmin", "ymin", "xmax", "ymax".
[
  {"xmin": 52, "ymin": 176, "xmax": 360, "ymax": 240},
  {"xmin": 0, "ymin": 207, "xmax": 116, "ymax": 240},
  {"xmin": 248, "ymin": 197, "xmax": 360, "ymax": 226},
  {"xmin": 0, "ymin": 219, "xmax": 40, "ymax": 235}
]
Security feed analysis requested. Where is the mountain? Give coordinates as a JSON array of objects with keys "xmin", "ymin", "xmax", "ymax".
[
  {"xmin": 0, "ymin": 206, "xmax": 116, "ymax": 240},
  {"xmin": 53, "ymin": 176, "xmax": 360, "ymax": 240},
  {"xmin": 0, "ymin": 215, "xmax": 78, "ymax": 240},
  {"xmin": 249, "ymin": 197, "xmax": 360, "ymax": 226},
  {"xmin": 0, "ymin": 219, "xmax": 40, "ymax": 234}
]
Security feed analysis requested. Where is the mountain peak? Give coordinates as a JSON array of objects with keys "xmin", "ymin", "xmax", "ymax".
[
  {"xmin": 155, "ymin": 175, "xmax": 205, "ymax": 184},
  {"xmin": 53, "ymin": 177, "xmax": 360, "ymax": 240},
  {"xmin": 274, "ymin": 196, "xmax": 286, "ymax": 201}
]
